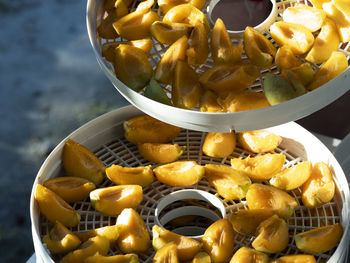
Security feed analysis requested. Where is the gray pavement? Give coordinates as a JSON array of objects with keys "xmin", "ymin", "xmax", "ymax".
[{"xmin": 0, "ymin": 1, "xmax": 128, "ymax": 261}]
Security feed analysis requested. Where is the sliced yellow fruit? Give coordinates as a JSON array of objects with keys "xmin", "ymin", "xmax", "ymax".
[
  {"xmin": 137, "ymin": 143, "xmax": 185, "ymax": 164},
  {"xmin": 153, "ymin": 242, "xmax": 179, "ymax": 263},
  {"xmin": 192, "ymin": 252, "xmax": 211, "ymax": 263},
  {"xmin": 75, "ymin": 224, "xmax": 120, "ymax": 243},
  {"xmin": 202, "ymin": 132, "xmax": 236, "ymax": 158},
  {"xmin": 230, "ymin": 247, "xmax": 269, "ymax": 263},
  {"xmin": 237, "ymin": 130, "xmax": 282, "ymax": 153},
  {"xmin": 270, "ymin": 254, "xmax": 316, "ymax": 263},
  {"xmin": 106, "ymin": 164, "xmax": 154, "ymax": 187},
  {"xmin": 85, "ymin": 253, "xmax": 139, "ymax": 263}
]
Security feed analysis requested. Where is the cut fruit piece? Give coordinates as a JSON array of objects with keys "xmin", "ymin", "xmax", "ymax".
[
  {"xmin": 230, "ymin": 247, "xmax": 269, "ymax": 263},
  {"xmin": 192, "ymin": 252, "xmax": 211, "ymax": 263},
  {"xmin": 150, "ymin": 21, "xmax": 193, "ymax": 45},
  {"xmin": 205, "ymin": 164, "xmax": 251, "ymax": 200},
  {"xmin": 275, "ymin": 45, "xmax": 302, "ymax": 70},
  {"xmin": 187, "ymin": 23, "xmax": 209, "ymax": 65},
  {"xmin": 295, "ymin": 223, "xmax": 343, "ymax": 253},
  {"xmin": 202, "ymin": 132, "xmax": 236, "ymax": 158},
  {"xmin": 137, "ymin": 143, "xmax": 186, "ymax": 164},
  {"xmin": 237, "ymin": 130, "xmax": 282, "ymax": 154},
  {"xmin": 144, "ymin": 78, "xmax": 173, "ymax": 106},
  {"xmin": 75, "ymin": 224, "xmax": 120, "ymax": 243},
  {"xmin": 269, "ymin": 161, "xmax": 312, "ymax": 190},
  {"xmin": 153, "ymin": 242, "xmax": 179, "ymax": 263},
  {"xmin": 85, "ymin": 253, "xmax": 140, "ymax": 263},
  {"xmin": 230, "ymin": 154, "xmax": 285, "ymax": 181},
  {"xmin": 270, "ymin": 254, "xmax": 316, "ymax": 263},
  {"xmin": 154, "ymin": 161, "xmax": 204, "ymax": 187},
  {"xmin": 158, "ymin": 0, "xmax": 206, "ymax": 14},
  {"xmin": 106, "ymin": 164, "xmax": 154, "ymax": 187}
]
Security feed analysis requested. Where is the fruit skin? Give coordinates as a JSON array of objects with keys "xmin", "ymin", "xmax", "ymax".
[
  {"xmin": 230, "ymin": 154, "xmax": 285, "ymax": 181},
  {"xmin": 116, "ymin": 208, "xmax": 151, "ymax": 253},
  {"xmin": 305, "ymin": 18, "xmax": 340, "ymax": 64},
  {"xmin": 60, "ymin": 235, "xmax": 110, "ymax": 263},
  {"xmin": 282, "ymin": 3, "xmax": 326, "ymax": 32},
  {"xmin": 269, "ymin": 161, "xmax": 312, "ymax": 191},
  {"xmin": 75, "ymin": 224, "xmax": 120, "ymax": 243},
  {"xmin": 43, "ymin": 176, "xmax": 96, "ymax": 203},
  {"xmin": 211, "ymin": 18, "xmax": 243, "ymax": 66},
  {"xmin": 42, "ymin": 221, "xmax": 81, "ymax": 254},
  {"xmin": 252, "ymin": 214, "xmax": 289, "ymax": 254},
  {"xmin": 85, "ymin": 253, "xmax": 140, "ymax": 263},
  {"xmin": 200, "ymin": 90, "xmax": 224, "ymax": 113},
  {"xmin": 137, "ymin": 143, "xmax": 186, "ymax": 164},
  {"xmin": 144, "ymin": 78, "xmax": 173, "ymax": 106},
  {"xmin": 62, "ymin": 138, "xmax": 105, "ymax": 185},
  {"xmin": 202, "ymin": 219, "xmax": 235, "ymax": 263},
  {"xmin": 97, "ymin": 7, "xmax": 126, "ymax": 39},
  {"xmin": 150, "ymin": 21, "xmax": 193, "ymax": 45},
  {"xmin": 308, "ymin": 51, "xmax": 348, "ymax": 91},
  {"xmin": 228, "ymin": 209, "xmax": 276, "ymax": 235},
  {"xmin": 270, "ymin": 21, "xmax": 314, "ymax": 55},
  {"xmin": 187, "ymin": 23, "xmax": 209, "ymax": 65},
  {"xmin": 281, "ymin": 63, "xmax": 314, "ymax": 87},
  {"xmin": 294, "ymin": 223, "xmax": 343, "ymax": 253},
  {"xmin": 270, "ymin": 254, "xmax": 316, "ymax": 263},
  {"xmin": 237, "ymin": 130, "xmax": 282, "ymax": 154},
  {"xmin": 244, "ymin": 26, "xmax": 277, "ymax": 69},
  {"xmin": 229, "ymin": 247, "xmax": 269, "ymax": 263},
  {"xmin": 114, "ymin": 44, "xmax": 153, "ymax": 92},
  {"xmin": 302, "ymin": 162, "xmax": 335, "ymax": 207},
  {"xmin": 90, "ymin": 185, "xmax": 143, "ymax": 216},
  {"xmin": 246, "ymin": 183, "xmax": 298, "ymax": 219},
  {"xmin": 205, "ymin": 164, "xmax": 251, "ymax": 200},
  {"xmin": 202, "ymin": 132, "xmax": 236, "ymax": 158},
  {"xmin": 192, "ymin": 252, "xmax": 211, "ymax": 263},
  {"xmin": 158, "ymin": 0, "xmax": 206, "ymax": 14},
  {"xmin": 172, "ymin": 60, "xmax": 202, "ymax": 109},
  {"xmin": 124, "ymin": 114, "xmax": 181, "ymax": 144},
  {"xmin": 152, "ymin": 224, "xmax": 202, "ymax": 261},
  {"xmin": 153, "ymin": 242, "xmax": 179, "ymax": 263},
  {"xmin": 275, "ymin": 46, "xmax": 302, "ymax": 70},
  {"xmin": 154, "ymin": 35, "xmax": 188, "ymax": 85},
  {"xmin": 35, "ymin": 184, "xmax": 81, "ymax": 227},
  {"xmin": 106, "ymin": 164, "xmax": 155, "ymax": 187},
  {"xmin": 153, "ymin": 161, "xmax": 205, "ymax": 187}
]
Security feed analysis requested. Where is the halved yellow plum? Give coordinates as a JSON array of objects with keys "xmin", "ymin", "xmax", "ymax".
[
  {"xmin": 153, "ymin": 242, "xmax": 179, "ymax": 263},
  {"xmin": 124, "ymin": 114, "xmax": 181, "ymax": 144},
  {"xmin": 211, "ymin": 18, "xmax": 243, "ymax": 65},
  {"xmin": 270, "ymin": 254, "xmax": 316, "ymax": 263},
  {"xmin": 270, "ymin": 21, "xmax": 314, "ymax": 55},
  {"xmin": 282, "ymin": 4, "xmax": 326, "ymax": 32},
  {"xmin": 62, "ymin": 138, "xmax": 105, "ymax": 185},
  {"xmin": 295, "ymin": 223, "xmax": 343, "ymax": 253},
  {"xmin": 237, "ymin": 130, "xmax": 282, "ymax": 154},
  {"xmin": 202, "ymin": 219, "xmax": 235, "ymax": 263},
  {"xmin": 158, "ymin": 0, "xmax": 206, "ymax": 14},
  {"xmin": 230, "ymin": 154, "xmax": 286, "ymax": 181},
  {"xmin": 246, "ymin": 184, "xmax": 298, "ymax": 219},
  {"xmin": 192, "ymin": 252, "xmax": 211, "ymax": 263},
  {"xmin": 202, "ymin": 132, "xmax": 236, "ymax": 158},
  {"xmin": 106, "ymin": 164, "xmax": 154, "ymax": 187},
  {"xmin": 152, "ymin": 225, "xmax": 202, "ymax": 261},
  {"xmin": 153, "ymin": 161, "xmax": 205, "ymax": 187},
  {"xmin": 42, "ymin": 221, "xmax": 81, "ymax": 254},
  {"xmin": 199, "ymin": 90, "xmax": 224, "ymax": 113},
  {"xmin": 228, "ymin": 209, "xmax": 276, "ymax": 235},
  {"xmin": 150, "ymin": 21, "xmax": 193, "ymax": 45},
  {"xmin": 85, "ymin": 253, "xmax": 140, "ymax": 263},
  {"xmin": 302, "ymin": 162, "xmax": 335, "ymax": 207},
  {"xmin": 252, "ymin": 214, "xmax": 289, "ymax": 254},
  {"xmin": 75, "ymin": 224, "xmax": 120, "ymax": 243},
  {"xmin": 187, "ymin": 23, "xmax": 209, "ymax": 65},
  {"xmin": 35, "ymin": 184, "xmax": 80, "ymax": 227},
  {"xmin": 43, "ymin": 176, "xmax": 96, "ymax": 203},
  {"xmin": 244, "ymin": 26, "xmax": 277, "ymax": 69},
  {"xmin": 204, "ymin": 164, "xmax": 251, "ymax": 200},
  {"xmin": 229, "ymin": 247, "xmax": 269, "ymax": 263},
  {"xmin": 137, "ymin": 143, "xmax": 186, "ymax": 164},
  {"xmin": 116, "ymin": 208, "xmax": 151, "ymax": 253},
  {"xmin": 269, "ymin": 161, "xmax": 312, "ymax": 190},
  {"xmin": 275, "ymin": 45, "xmax": 302, "ymax": 70},
  {"xmin": 60, "ymin": 235, "xmax": 110, "ymax": 263},
  {"xmin": 90, "ymin": 185, "xmax": 143, "ymax": 216},
  {"xmin": 308, "ymin": 51, "xmax": 348, "ymax": 91}
]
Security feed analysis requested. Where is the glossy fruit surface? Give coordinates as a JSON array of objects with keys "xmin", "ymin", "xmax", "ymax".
[
  {"xmin": 106, "ymin": 164, "xmax": 154, "ymax": 187},
  {"xmin": 144, "ymin": 78, "xmax": 173, "ymax": 106},
  {"xmin": 153, "ymin": 242, "xmax": 179, "ymax": 263},
  {"xmin": 295, "ymin": 223, "xmax": 343, "ymax": 253},
  {"xmin": 202, "ymin": 132, "xmax": 236, "ymax": 158},
  {"xmin": 230, "ymin": 247, "xmax": 269, "ymax": 263},
  {"xmin": 275, "ymin": 45, "xmax": 302, "ymax": 70},
  {"xmin": 85, "ymin": 253, "xmax": 140, "ymax": 263},
  {"xmin": 192, "ymin": 252, "xmax": 211, "ymax": 263},
  {"xmin": 35, "ymin": 184, "xmax": 80, "ymax": 227},
  {"xmin": 205, "ymin": 164, "xmax": 251, "ymax": 200},
  {"xmin": 124, "ymin": 115, "xmax": 181, "ymax": 144},
  {"xmin": 138, "ymin": 143, "xmax": 185, "ymax": 164},
  {"xmin": 152, "ymin": 225, "xmax": 202, "ymax": 261},
  {"xmin": 43, "ymin": 176, "xmax": 96, "ymax": 203},
  {"xmin": 158, "ymin": 0, "xmax": 206, "ymax": 14},
  {"xmin": 90, "ymin": 185, "xmax": 143, "ymax": 216},
  {"xmin": 270, "ymin": 254, "xmax": 316, "ymax": 263},
  {"xmin": 62, "ymin": 138, "xmax": 105, "ymax": 185},
  {"xmin": 199, "ymin": 90, "xmax": 224, "ymax": 113},
  {"xmin": 187, "ymin": 23, "xmax": 209, "ymax": 65},
  {"xmin": 246, "ymin": 183, "xmax": 298, "ymax": 219},
  {"xmin": 150, "ymin": 21, "xmax": 193, "ymax": 45},
  {"xmin": 202, "ymin": 219, "xmax": 235, "ymax": 263},
  {"xmin": 237, "ymin": 130, "xmax": 282, "ymax": 154},
  {"xmin": 75, "ymin": 224, "xmax": 121, "ymax": 243},
  {"xmin": 153, "ymin": 161, "xmax": 205, "ymax": 187},
  {"xmin": 230, "ymin": 154, "xmax": 285, "ymax": 181}
]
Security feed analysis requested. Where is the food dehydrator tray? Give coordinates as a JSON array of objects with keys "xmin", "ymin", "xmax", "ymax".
[
  {"xmin": 86, "ymin": 0, "xmax": 350, "ymax": 132},
  {"xmin": 30, "ymin": 105, "xmax": 349, "ymax": 263}
]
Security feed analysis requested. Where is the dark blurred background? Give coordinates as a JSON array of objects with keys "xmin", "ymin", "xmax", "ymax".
[{"xmin": 0, "ymin": 0, "xmax": 348, "ymax": 262}]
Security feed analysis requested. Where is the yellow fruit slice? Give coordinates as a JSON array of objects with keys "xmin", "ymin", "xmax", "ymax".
[
  {"xmin": 230, "ymin": 247, "xmax": 269, "ymax": 263},
  {"xmin": 75, "ymin": 225, "xmax": 120, "ymax": 243},
  {"xmin": 153, "ymin": 161, "xmax": 205, "ymax": 187},
  {"xmin": 85, "ymin": 253, "xmax": 139, "ymax": 263},
  {"xmin": 269, "ymin": 161, "xmax": 312, "ymax": 190},
  {"xmin": 192, "ymin": 252, "xmax": 211, "ymax": 263},
  {"xmin": 150, "ymin": 21, "xmax": 193, "ymax": 45},
  {"xmin": 230, "ymin": 154, "xmax": 286, "ymax": 181},
  {"xmin": 106, "ymin": 164, "xmax": 154, "ymax": 187},
  {"xmin": 237, "ymin": 130, "xmax": 282, "ymax": 153},
  {"xmin": 153, "ymin": 242, "xmax": 179, "ymax": 263},
  {"xmin": 275, "ymin": 45, "xmax": 302, "ymax": 70},
  {"xmin": 202, "ymin": 132, "xmax": 236, "ymax": 158},
  {"xmin": 270, "ymin": 254, "xmax": 316, "ymax": 263},
  {"xmin": 137, "ymin": 143, "xmax": 186, "ymax": 164},
  {"xmin": 295, "ymin": 223, "xmax": 343, "ymax": 253}
]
